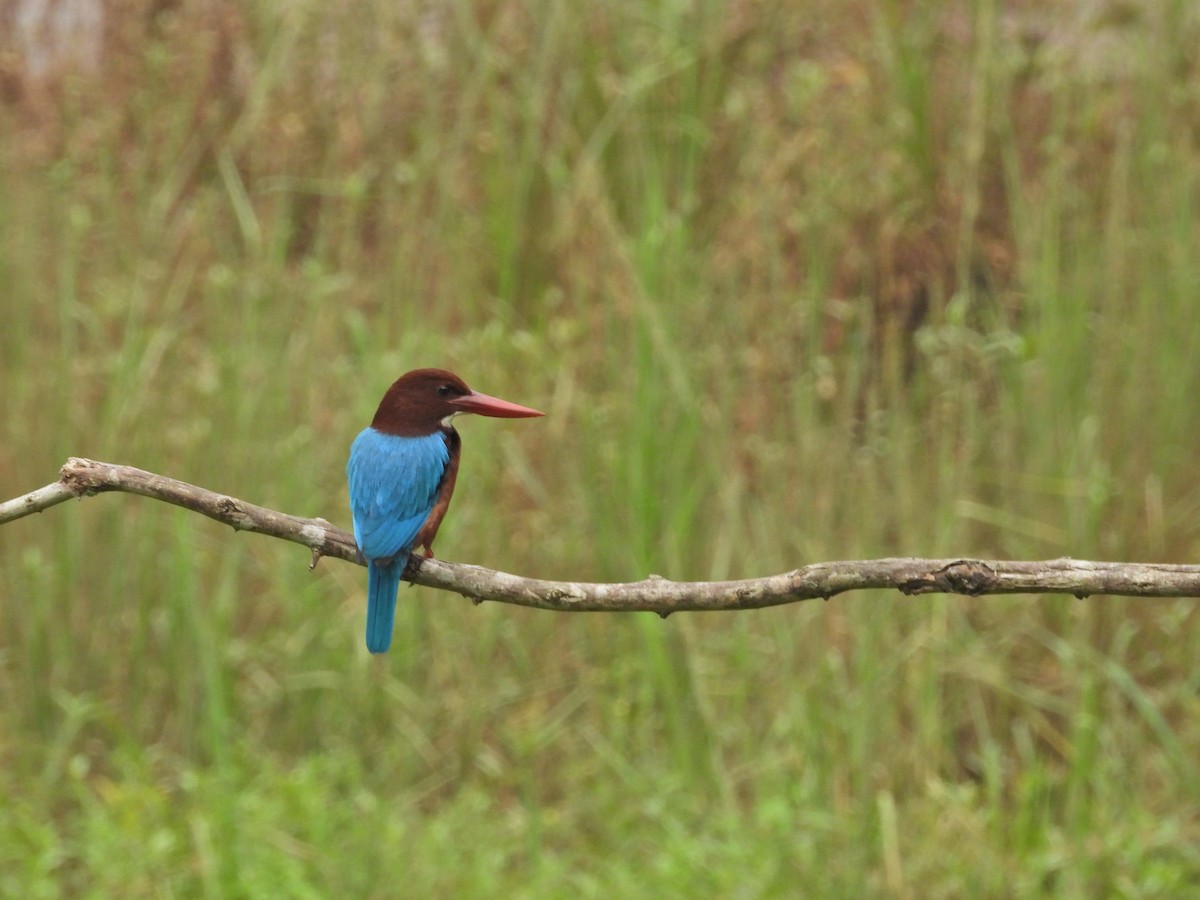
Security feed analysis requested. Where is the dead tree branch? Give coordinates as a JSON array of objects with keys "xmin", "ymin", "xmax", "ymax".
[{"xmin": 4, "ymin": 458, "xmax": 1200, "ymax": 613}]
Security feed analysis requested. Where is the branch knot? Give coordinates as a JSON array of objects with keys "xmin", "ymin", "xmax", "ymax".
[{"xmin": 900, "ymin": 560, "xmax": 997, "ymax": 596}]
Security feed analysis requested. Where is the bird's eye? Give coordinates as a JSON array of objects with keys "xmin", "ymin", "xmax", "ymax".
[{"xmin": 437, "ymin": 384, "xmax": 454, "ymax": 397}]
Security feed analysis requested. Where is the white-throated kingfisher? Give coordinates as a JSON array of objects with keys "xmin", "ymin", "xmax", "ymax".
[{"xmin": 347, "ymin": 368, "xmax": 544, "ymax": 653}]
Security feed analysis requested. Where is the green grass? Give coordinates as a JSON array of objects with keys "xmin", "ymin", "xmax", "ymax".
[{"xmin": 3, "ymin": 0, "xmax": 1200, "ymax": 896}]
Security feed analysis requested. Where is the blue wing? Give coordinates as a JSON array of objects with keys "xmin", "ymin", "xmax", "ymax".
[
  {"xmin": 347, "ymin": 428, "xmax": 450, "ymax": 654},
  {"xmin": 346, "ymin": 428, "xmax": 450, "ymax": 561}
]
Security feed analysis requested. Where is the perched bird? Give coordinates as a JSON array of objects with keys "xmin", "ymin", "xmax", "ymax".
[{"xmin": 347, "ymin": 368, "xmax": 544, "ymax": 653}]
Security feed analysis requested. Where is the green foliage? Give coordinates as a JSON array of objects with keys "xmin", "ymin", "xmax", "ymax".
[{"xmin": 2, "ymin": 0, "xmax": 1200, "ymax": 895}]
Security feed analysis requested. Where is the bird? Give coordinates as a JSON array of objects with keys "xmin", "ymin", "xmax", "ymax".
[{"xmin": 347, "ymin": 368, "xmax": 544, "ymax": 653}]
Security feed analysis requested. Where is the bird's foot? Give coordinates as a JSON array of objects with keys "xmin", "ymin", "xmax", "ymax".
[{"xmin": 403, "ymin": 551, "xmax": 429, "ymax": 580}]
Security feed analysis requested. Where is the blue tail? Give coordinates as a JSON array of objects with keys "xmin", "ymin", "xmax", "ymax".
[{"xmin": 366, "ymin": 559, "xmax": 403, "ymax": 654}]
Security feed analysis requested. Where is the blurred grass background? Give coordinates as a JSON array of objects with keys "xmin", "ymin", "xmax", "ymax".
[{"xmin": 2, "ymin": 0, "xmax": 1200, "ymax": 895}]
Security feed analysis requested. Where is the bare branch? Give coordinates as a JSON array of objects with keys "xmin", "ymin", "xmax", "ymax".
[{"xmin": 4, "ymin": 458, "xmax": 1200, "ymax": 612}]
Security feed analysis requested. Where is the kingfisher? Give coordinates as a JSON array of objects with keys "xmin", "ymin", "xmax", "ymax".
[{"xmin": 347, "ymin": 368, "xmax": 544, "ymax": 653}]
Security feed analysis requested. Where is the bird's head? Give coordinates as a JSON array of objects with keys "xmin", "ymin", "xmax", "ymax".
[{"xmin": 371, "ymin": 368, "xmax": 544, "ymax": 436}]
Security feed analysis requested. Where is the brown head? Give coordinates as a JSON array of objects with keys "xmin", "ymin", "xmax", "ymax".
[{"xmin": 370, "ymin": 368, "xmax": 544, "ymax": 437}]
